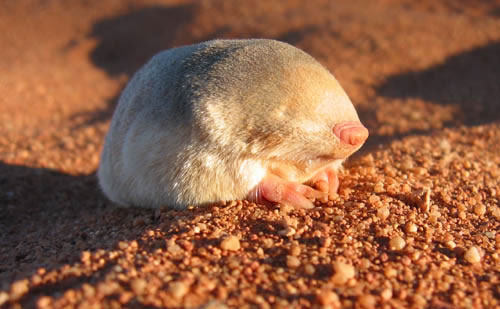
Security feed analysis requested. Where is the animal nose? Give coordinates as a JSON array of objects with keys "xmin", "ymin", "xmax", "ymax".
[{"xmin": 333, "ymin": 121, "xmax": 369, "ymax": 146}]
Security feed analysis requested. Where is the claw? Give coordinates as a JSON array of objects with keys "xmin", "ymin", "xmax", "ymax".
[
  {"xmin": 309, "ymin": 166, "xmax": 339, "ymax": 195},
  {"xmin": 251, "ymin": 174, "xmax": 326, "ymax": 209}
]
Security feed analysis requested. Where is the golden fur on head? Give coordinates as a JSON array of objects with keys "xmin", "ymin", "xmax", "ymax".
[{"xmin": 98, "ymin": 39, "xmax": 363, "ymax": 209}]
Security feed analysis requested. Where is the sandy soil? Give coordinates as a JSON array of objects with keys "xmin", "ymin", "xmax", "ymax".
[{"xmin": 1, "ymin": 0, "xmax": 500, "ymax": 308}]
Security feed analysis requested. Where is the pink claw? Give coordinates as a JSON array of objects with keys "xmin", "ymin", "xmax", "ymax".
[
  {"xmin": 333, "ymin": 121, "xmax": 369, "ymax": 146},
  {"xmin": 309, "ymin": 165, "xmax": 339, "ymax": 194},
  {"xmin": 250, "ymin": 174, "xmax": 327, "ymax": 209}
]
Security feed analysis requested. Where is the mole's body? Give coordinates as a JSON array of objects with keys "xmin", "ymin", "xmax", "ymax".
[{"xmin": 98, "ymin": 39, "xmax": 368, "ymax": 209}]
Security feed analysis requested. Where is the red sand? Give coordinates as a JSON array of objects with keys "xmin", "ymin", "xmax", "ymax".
[{"xmin": 1, "ymin": 1, "xmax": 499, "ymax": 308}]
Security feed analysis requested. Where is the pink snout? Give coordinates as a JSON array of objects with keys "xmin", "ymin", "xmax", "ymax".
[{"xmin": 333, "ymin": 121, "xmax": 369, "ymax": 146}]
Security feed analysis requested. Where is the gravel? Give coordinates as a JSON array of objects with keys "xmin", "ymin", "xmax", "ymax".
[{"xmin": 1, "ymin": 0, "xmax": 499, "ymax": 308}]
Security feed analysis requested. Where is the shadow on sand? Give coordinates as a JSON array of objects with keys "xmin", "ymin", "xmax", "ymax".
[
  {"xmin": 0, "ymin": 162, "xmax": 153, "ymax": 283},
  {"xmin": 89, "ymin": 4, "xmax": 195, "ymax": 77},
  {"xmin": 376, "ymin": 41, "xmax": 500, "ymax": 126}
]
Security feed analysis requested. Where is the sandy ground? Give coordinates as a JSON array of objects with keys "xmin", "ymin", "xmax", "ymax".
[{"xmin": 1, "ymin": 0, "xmax": 500, "ymax": 308}]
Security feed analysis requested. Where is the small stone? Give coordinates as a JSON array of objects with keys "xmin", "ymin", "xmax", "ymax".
[
  {"xmin": 37, "ymin": 296, "xmax": 52, "ymax": 308},
  {"xmin": 413, "ymin": 167, "xmax": 427, "ymax": 175},
  {"xmin": 405, "ymin": 222, "xmax": 418, "ymax": 233},
  {"xmin": 97, "ymin": 282, "xmax": 119, "ymax": 296},
  {"xmin": 384, "ymin": 267, "xmax": 397, "ymax": 278},
  {"xmin": 305, "ymin": 264, "xmax": 316, "ymax": 275},
  {"xmin": 286, "ymin": 255, "xmax": 301, "ymax": 268},
  {"xmin": 220, "ymin": 235, "xmax": 241, "ymax": 251},
  {"xmin": 374, "ymin": 182, "xmax": 385, "ymax": 193},
  {"xmin": 401, "ymin": 158, "xmax": 414, "ymax": 170},
  {"xmin": 485, "ymin": 231, "xmax": 496, "ymax": 239},
  {"xmin": 490, "ymin": 206, "xmax": 500, "ymax": 219},
  {"xmin": 10, "ymin": 279, "xmax": 29, "ymax": 301},
  {"xmin": 82, "ymin": 284, "xmax": 95, "ymax": 298},
  {"xmin": 413, "ymin": 294, "xmax": 427, "ymax": 306},
  {"xmin": 401, "ymin": 183, "xmax": 412, "ymax": 193},
  {"xmin": 262, "ymin": 238, "xmax": 274, "ymax": 248},
  {"xmin": 358, "ymin": 294, "xmax": 376, "ymax": 309},
  {"xmin": 439, "ymin": 139, "xmax": 451, "ymax": 151},
  {"xmin": 167, "ymin": 240, "xmax": 183, "ymax": 254},
  {"xmin": 331, "ymin": 262, "xmax": 355, "ymax": 285},
  {"xmin": 278, "ymin": 227, "xmax": 296, "ymax": 236},
  {"xmin": 130, "ymin": 278, "xmax": 147, "ymax": 294},
  {"xmin": 419, "ymin": 188, "xmax": 431, "ymax": 212},
  {"xmin": 369, "ymin": 195, "xmax": 380, "ymax": 204},
  {"xmin": 381, "ymin": 289, "xmax": 392, "ymax": 301},
  {"xmin": 464, "ymin": 246, "xmax": 481, "ymax": 264},
  {"xmin": 0, "ymin": 292, "xmax": 8, "ymax": 306},
  {"xmin": 256, "ymin": 248, "xmax": 264, "ymax": 256},
  {"xmin": 170, "ymin": 281, "xmax": 190, "ymax": 299},
  {"xmin": 473, "ymin": 204, "xmax": 486, "ymax": 216},
  {"xmin": 316, "ymin": 290, "xmax": 340, "ymax": 306},
  {"xmin": 389, "ymin": 236, "xmax": 406, "ymax": 250},
  {"xmin": 289, "ymin": 245, "xmax": 301, "ymax": 257},
  {"xmin": 118, "ymin": 241, "xmax": 128, "ymax": 250},
  {"xmin": 377, "ymin": 207, "xmax": 390, "ymax": 220},
  {"xmin": 445, "ymin": 240, "xmax": 456, "ymax": 249}
]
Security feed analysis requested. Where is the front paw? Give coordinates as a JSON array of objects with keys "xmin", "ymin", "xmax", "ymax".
[
  {"xmin": 249, "ymin": 174, "xmax": 327, "ymax": 209},
  {"xmin": 308, "ymin": 165, "xmax": 339, "ymax": 196}
]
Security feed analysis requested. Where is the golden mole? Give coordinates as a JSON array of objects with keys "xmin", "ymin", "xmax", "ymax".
[{"xmin": 98, "ymin": 39, "xmax": 368, "ymax": 209}]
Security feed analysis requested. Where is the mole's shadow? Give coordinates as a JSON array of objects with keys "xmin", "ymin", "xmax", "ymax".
[
  {"xmin": 89, "ymin": 4, "xmax": 195, "ymax": 77},
  {"xmin": 0, "ymin": 162, "xmax": 153, "ymax": 285},
  {"xmin": 73, "ymin": 4, "xmax": 195, "ymax": 127},
  {"xmin": 376, "ymin": 41, "xmax": 500, "ymax": 126}
]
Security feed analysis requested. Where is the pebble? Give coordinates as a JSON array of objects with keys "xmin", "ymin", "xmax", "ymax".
[
  {"xmin": 0, "ymin": 292, "xmax": 8, "ymax": 306},
  {"xmin": 10, "ymin": 279, "xmax": 29, "ymax": 301},
  {"xmin": 384, "ymin": 266, "xmax": 397, "ymax": 278},
  {"xmin": 331, "ymin": 262, "xmax": 355, "ymax": 285},
  {"xmin": 358, "ymin": 294, "xmax": 376, "ymax": 309},
  {"xmin": 419, "ymin": 188, "xmax": 431, "ymax": 212},
  {"xmin": 381, "ymin": 288, "xmax": 392, "ymax": 301},
  {"xmin": 220, "ymin": 235, "xmax": 241, "ymax": 251},
  {"xmin": 304, "ymin": 264, "xmax": 316, "ymax": 275},
  {"xmin": 118, "ymin": 241, "xmax": 128, "ymax": 250},
  {"xmin": 368, "ymin": 195, "xmax": 380, "ymax": 204},
  {"xmin": 167, "ymin": 241, "xmax": 183, "ymax": 254},
  {"xmin": 286, "ymin": 255, "xmax": 301, "ymax": 268},
  {"xmin": 377, "ymin": 207, "xmax": 390, "ymax": 220},
  {"xmin": 445, "ymin": 240, "xmax": 456, "ymax": 249},
  {"xmin": 464, "ymin": 246, "xmax": 481, "ymax": 264},
  {"xmin": 389, "ymin": 236, "xmax": 406, "ymax": 250},
  {"xmin": 473, "ymin": 204, "xmax": 486, "ymax": 216},
  {"xmin": 278, "ymin": 227, "xmax": 296, "ymax": 236},
  {"xmin": 413, "ymin": 294, "xmax": 427, "ymax": 306},
  {"xmin": 170, "ymin": 281, "xmax": 190, "ymax": 299},
  {"xmin": 405, "ymin": 222, "xmax": 418, "ymax": 233},
  {"xmin": 130, "ymin": 278, "xmax": 147, "ymax": 294},
  {"xmin": 289, "ymin": 245, "xmax": 301, "ymax": 257},
  {"xmin": 374, "ymin": 182, "xmax": 385, "ymax": 193},
  {"xmin": 36, "ymin": 296, "xmax": 53, "ymax": 308},
  {"xmin": 316, "ymin": 290, "xmax": 340, "ymax": 306}
]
